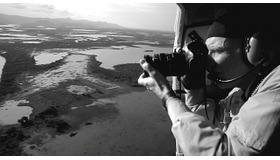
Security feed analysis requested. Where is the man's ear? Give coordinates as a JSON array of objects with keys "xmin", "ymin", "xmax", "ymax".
[{"xmin": 245, "ymin": 32, "xmax": 273, "ymax": 66}]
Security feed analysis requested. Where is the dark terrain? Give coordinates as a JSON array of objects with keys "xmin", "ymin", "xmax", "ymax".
[{"xmin": 0, "ymin": 17, "xmax": 175, "ymax": 156}]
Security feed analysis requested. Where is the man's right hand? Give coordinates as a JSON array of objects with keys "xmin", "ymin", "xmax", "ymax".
[{"xmin": 138, "ymin": 59, "xmax": 173, "ymax": 100}]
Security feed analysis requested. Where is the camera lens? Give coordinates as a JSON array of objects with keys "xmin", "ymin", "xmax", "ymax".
[{"xmin": 144, "ymin": 53, "xmax": 188, "ymax": 77}]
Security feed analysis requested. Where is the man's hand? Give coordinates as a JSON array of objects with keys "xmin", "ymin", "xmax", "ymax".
[{"xmin": 138, "ymin": 59, "xmax": 173, "ymax": 100}]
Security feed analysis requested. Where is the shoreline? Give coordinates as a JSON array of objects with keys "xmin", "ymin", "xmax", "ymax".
[
  {"xmin": 0, "ymin": 24, "xmax": 176, "ymax": 155},
  {"xmin": 0, "ymin": 44, "xmax": 176, "ymax": 155}
]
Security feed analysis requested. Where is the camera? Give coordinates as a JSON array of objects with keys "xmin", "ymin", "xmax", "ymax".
[
  {"xmin": 144, "ymin": 52, "xmax": 187, "ymax": 77},
  {"xmin": 144, "ymin": 31, "xmax": 208, "ymax": 77}
]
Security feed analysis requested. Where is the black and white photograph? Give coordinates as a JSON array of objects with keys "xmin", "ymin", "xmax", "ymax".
[{"xmin": 0, "ymin": 1, "xmax": 280, "ymax": 156}]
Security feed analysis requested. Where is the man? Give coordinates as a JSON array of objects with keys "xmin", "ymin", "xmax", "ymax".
[{"xmin": 138, "ymin": 8, "xmax": 280, "ymax": 155}]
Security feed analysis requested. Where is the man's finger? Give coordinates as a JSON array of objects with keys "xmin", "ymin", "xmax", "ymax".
[
  {"xmin": 139, "ymin": 59, "xmax": 156, "ymax": 77},
  {"xmin": 138, "ymin": 73, "xmax": 146, "ymax": 85},
  {"xmin": 138, "ymin": 73, "xmax": 153, "ymax": 86}
]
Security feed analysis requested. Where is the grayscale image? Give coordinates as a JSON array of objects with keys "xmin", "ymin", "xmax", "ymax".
[{"xmin": 0, "ymin": 2, "xmax": 280, "ymax": 156}]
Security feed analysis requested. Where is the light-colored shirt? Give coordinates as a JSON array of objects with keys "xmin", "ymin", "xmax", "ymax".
[{"xmin": 171, "ymin": 64, "xmax": 280, "ymax": 155}]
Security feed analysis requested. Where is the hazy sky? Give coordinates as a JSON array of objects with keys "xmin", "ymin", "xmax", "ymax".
[{"xmin": 0, "ymin": 1, "xmax": 178, "ymax": 31}]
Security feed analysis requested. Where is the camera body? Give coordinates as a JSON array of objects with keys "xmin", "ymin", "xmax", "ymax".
[{"xmin": 144, "ymin": 31, "xmax": 208, "ymax": 77}]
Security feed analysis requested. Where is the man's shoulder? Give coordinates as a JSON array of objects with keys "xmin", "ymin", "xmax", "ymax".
[
  {"xmin": 263, "ymin": 64, "xmax": 280, "ymax": 83},
  {"xmin": 253, "ymin": 64, "xmax": 280, "ymax": 94}
]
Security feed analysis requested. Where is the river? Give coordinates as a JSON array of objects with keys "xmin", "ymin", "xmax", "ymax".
[{"xmin": 79, "ymin": 45, "xmax": 172, "ymax": 69}]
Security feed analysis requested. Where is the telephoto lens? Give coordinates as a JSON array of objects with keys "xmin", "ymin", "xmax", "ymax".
[{"xmin": 144, "ymin": 53, "xmax": 188, "ymax": 77}]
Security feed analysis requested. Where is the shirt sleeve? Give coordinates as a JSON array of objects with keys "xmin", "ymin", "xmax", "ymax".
[
  {"xmin": 172, "ymin": 89, "xmax": 257, "ymax": 155},
  {"xmin": 172, "ymin": 66, "xmax": 280, "ymax": 155},
  {"xmin": 184, "ymin": 89, "xmax": 218, "ymax": 123},
  {"xmin": 171, "ymin": 110, "xmax": 260, "ymax": 155},
  {"xmin": 172, "ymin": 88, "xmax": 280, "ymax": 155},
  {"xmin": 172, "ymin": 112, "xmax": 223, "ymax": 155}
]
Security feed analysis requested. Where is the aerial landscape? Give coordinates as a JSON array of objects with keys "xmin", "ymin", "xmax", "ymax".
[{"xmin": 0, "ymin": 11, "xmax": 176, "ymax": 156}]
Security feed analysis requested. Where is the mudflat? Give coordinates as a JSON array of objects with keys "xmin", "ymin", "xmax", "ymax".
[{"xmin": 0, "ymin": 28, "xmax": 175, "ymax": 155}]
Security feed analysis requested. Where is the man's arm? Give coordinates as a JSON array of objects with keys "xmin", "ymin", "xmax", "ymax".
[
  {"xmin": 137, "ymin": 59, "xmax": 259, "ymax": 155},
  {"xmin": 137, "ymin": 59, "xmax": 226, "ymax": 155},
  {"xmin": 163, "ymin": 94, "xmax": 227, "ymax": 155}
]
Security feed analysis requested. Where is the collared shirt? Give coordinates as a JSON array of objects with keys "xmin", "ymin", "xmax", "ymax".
[{"xmin": 172, "ymin": 65, "xmax": 280, "ymax": 155}]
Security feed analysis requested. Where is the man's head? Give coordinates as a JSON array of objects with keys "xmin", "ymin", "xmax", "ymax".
[
  {"xmin": 205, "ymin": 5, "xmax": 280, "ymax": 84},
  {"xmin": 206, "ymin": 10, "xmax": 257, "ymax": 82}
]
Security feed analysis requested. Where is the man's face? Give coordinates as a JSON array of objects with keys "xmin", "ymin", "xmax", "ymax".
[{"xmin": 206, "ymin": 37, "xmax": 252, "ymax": 80}]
